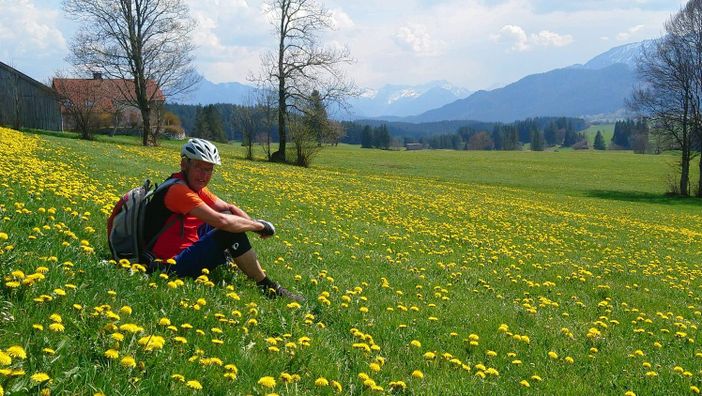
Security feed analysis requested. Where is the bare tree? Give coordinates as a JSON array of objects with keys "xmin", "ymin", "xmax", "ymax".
[
  {"xmin": 670, "ymin": 0, "xmax": 702, "ymax": 196},
  {"xmin": 63, "ymin": 0, "xmax": 200, "ymax": 146},
  {"xmin": 52, "ymin": 72, "xmax": 109, "ymax": 140},
  {"xmin": 236, "ymin": 101, "xmax": 256, "ymax": 161},
  {"xmin": 254, "ymin": 0, "xmax": 356, "ymax": 163},
  {"xmin": 629, "ymin": 18, "xmax": 696, "ymax": 195},
  {"xmin": 255, "ymin": 88, "xmax": 277, "ymax": 160}
]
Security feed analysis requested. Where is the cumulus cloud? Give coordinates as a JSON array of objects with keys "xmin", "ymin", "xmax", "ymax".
[
  {"xmin": 616, "ymin": 24, "xmax": 645, "ymax": 41},
  {"xmin": 394, "ymin": 24, "xmax": 446, "ymax": 56},
  {"xmin": 0, "ymin": 0, "xmax": 66, "ymax": 58},
  {"xmin": 493, "ymin": 24, "xmax": 573, "ymax": 51},
  {"xmin": 330, "ymin": 8, "xmax": 354, "ymax": 29}
]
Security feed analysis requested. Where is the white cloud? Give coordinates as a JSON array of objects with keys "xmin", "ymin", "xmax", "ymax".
[
  {"xmin": 0, "ymin": 0, "xmax": 66, "ymax": 57},
  {"xmin": 532, "ymin": 30, "xmax": 573, "ymax": 47},
  {"xmin": 616, "ymin": 24, "xmax": 645, "ymax": 41},
  {"xmin": 394, "ymin": 24, "xmax": 446, "ymax": 56},
  {"xmin": 494, "ymin": 25, "xmax": 530, "ymax": 51},
  {"xmin": 493, "ymin": 24, "xmax": 572, "ymax": 52},
  {"xmin": 330, "ymin": 8, "xmax": 354, "ymax": 29}
]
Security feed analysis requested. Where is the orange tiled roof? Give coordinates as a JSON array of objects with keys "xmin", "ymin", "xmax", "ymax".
[{"xmin": 51, "ymin": 77, "xmax": 165, "ymax": 113}]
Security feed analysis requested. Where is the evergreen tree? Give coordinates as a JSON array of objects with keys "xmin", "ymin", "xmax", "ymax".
[
  {"xmin": 376, "ymin": 124, "xmax": 390, "ymax": 149},
  {"xmin": 594, "ymin": 130, "xmax": 606, "ymax": 150},
  {"xmin": 562, "ymin": 127, "xmax": 577, "ymax": 147},
  {"xmin": 194, "ymin": 106, "xmax": 209, "ymax": 139},
  {"xmin": 204, "ymin": 105, "xmax": 227, "ymax": 142},
  {"xmin": 305, "ymin": 90, "xmax": 329, "ymax": 146},
  {"xmin": 491, "ymin": 125, "xmax": 504, "ymax": 150},
  {"xmin": 544, "ymin": 121, "xmax": 557, "ymax": 146},
  {"xmin": 530, "ymin": 128, "xmax": 544, "ymax": 151},
  {"xmin": 361, "ymin": 125, "xmax": 373, "ymax": 148}
]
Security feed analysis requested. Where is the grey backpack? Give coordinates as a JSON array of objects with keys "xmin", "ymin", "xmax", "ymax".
[{"xmin": 106, "ymin": 178, "xmax": 180, "ymax": 263}]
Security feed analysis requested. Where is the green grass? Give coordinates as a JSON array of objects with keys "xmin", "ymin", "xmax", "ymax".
[
  {"xmin": 581, "ymin": 124, "xmax": 614, "ymax": 147},
  {"xmin": 1, "ymin": 128, "xmax": 702, "ymax": 395}
]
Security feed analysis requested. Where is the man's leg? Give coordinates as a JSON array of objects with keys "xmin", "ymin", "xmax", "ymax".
[{"xmin": 231, "ymin": 249, "xmax": 266, "ymax": 282}]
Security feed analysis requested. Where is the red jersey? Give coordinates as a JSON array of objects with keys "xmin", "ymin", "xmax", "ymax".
[{"xmin": 150, "ymin": 172, "xmax": 218, "ymax": 259}]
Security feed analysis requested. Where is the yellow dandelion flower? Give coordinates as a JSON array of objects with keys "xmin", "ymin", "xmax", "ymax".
[
  {"xmin": 42, "ymin": 348, "xmax": 55, "ymax": 355},
  {"xmin": 104, "ymin": 349, "xmax": 119, "ymax": 359},
  {"xmin": 369, "ymin": 362, "xmax": 381, "ymax": 372},
  {"xmin": 111, "ymin": 333, "xmax": 125, "ymax": 342},
  {"xmin": 171, "ymin": 374, "xmax": 185, "ymax": 382},
  {"xmin": 624, "ymin": 391, "xmax": 636, "ymax": 396},
  {"xmin": 49, "ymin": 314, "xmax": 62, "ymax": 323},
  {"xmin": 423, "ymin": 351, "xmax": 436, "ymax": 360},
  {"xmin": 6, "ymin": 346, "xmax": 26, "ymax": 359},
  {"xmin": 119, "ymin": 306, "xmax": 133, "ymax": 315},
  {"xmin": 258, "ymin": 376, "xmax": 276, "ymax": 388},
  {"xmin": 520, "ymin": 380, "xmax": 530, "ymax": 388},
  {"xmin": 411, "ymin": 370, "xmax": 424, "ymax": 379},
  {"xmin": 186, "ymin": 380, "xmax": 203, "ymax": 390},
  {"xmin": 0, "ymin": 352, "xmax": 11, "ymax": 366},
  {"xmin": 120, "ymin": 356, "xmax": 136, "ymax": 368},
  {"xmin": 565, "ymin": 356, "xmax": 574, "ymax": 364},
  {"xmin": 548, "ymin": 351, "xmax": 558, "ymax": 360},
  {"xmin": 119, "ymin": 323, "xmax": 143, "ymax": 333},
  {"xmin": 315, "ymin": 377, "xmax": 329, "ymax": 387},
  {"xmin": 691, "ymin": 386, "xmax": 700, "ymax": 394},
  {"xmin": 30, "ymin": 372, "xmax": 50, "ymax": 383}
]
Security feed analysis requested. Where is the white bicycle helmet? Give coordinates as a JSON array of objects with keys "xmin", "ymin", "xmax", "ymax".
[{"xmin": 181, "ymin": 138, "xmax": 222, "ymax": 165}]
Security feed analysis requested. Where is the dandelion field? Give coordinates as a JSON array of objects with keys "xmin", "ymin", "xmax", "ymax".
[{"xmin": 1, "ymin": 127, "xmax": 702, "ymax": 395}]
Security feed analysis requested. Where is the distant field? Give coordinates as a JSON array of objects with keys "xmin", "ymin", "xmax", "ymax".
[{"xmin": 1, "ymin": 128, "xmax": 701, "ymax": 395}]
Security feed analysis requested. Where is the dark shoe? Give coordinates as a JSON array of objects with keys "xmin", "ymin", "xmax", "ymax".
[{"xmin": 261, "ymin": 282, "xmax": 305, "ymax": 302}]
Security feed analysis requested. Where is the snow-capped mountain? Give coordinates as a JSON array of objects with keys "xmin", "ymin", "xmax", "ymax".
[
  {"xmin": 582, "ymin": 39, "xmax": 654, "ymax": 70},
  {"xmin": 346, "ymin": 80, "xmax": 471, "ymax": 119},
  {"xmin": 407, "ymin": 40, "xmax": 651, "ymax": 123},
  {"xmin": 174, "ymin": 76, "xmax": 258, "ymax": 106}
]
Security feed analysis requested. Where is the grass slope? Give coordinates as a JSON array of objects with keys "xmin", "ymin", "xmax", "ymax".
[{"xmin": 1, "ymin": 128, "xmax": 701, "ymax": 395}]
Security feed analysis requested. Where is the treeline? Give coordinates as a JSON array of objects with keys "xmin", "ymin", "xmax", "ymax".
[
  {"xmin": 611, "ymin": 119, "xmax": 650, "ymax": 153},
  {"xmin": 166, "ymin": 103, "xmax": 279, "ymax": 142},
  {"xmin": 359, "ymin": 124, "xmax": 392, "ymax": 149},
  {"xmin": 348, "ymin": 117, "xmax": 588, "ymax": 151}
]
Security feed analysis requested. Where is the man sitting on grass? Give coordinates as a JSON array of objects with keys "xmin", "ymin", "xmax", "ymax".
[{"xmin": 143, "ymin": 138, "xmax": 303, "ymax": 301}]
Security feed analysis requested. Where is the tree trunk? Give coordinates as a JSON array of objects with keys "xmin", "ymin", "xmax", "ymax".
[
  {"xmin": 141, "ymin": 106, "xmax": 153, "ymax": 146},
  {"xmin": 681, "ymin": 143, "xmax": 690, "ymax": 196}
]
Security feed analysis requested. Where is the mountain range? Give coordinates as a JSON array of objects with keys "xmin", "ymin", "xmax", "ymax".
[
  {"xmin": 175, "ymin": 40, "xmax": 650, "ymax": 123},
  {"xmin": 407, "ymin": 40, "xmax": 649, "ymax": 123}
]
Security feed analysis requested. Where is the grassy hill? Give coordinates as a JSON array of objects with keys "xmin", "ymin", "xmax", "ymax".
[{"xmin": 1, "ymin": 128, "xmax": 701, "ymax": 395}]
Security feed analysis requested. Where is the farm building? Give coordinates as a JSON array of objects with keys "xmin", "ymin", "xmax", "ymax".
[
  {"xmin": 0, "ymin": 61, "xmax": 62, "ymax": 131},
  {"xmin": 52, "ymin": 73, "xmax": 169, "ymax": 136},
  {"xmin": 405, "ymin": 143, "xmax": 424, "ymax": 150}
]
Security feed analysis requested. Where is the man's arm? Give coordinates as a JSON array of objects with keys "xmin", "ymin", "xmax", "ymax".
[
  {"xmin": 212, "ymin": 197, "xmax": 251, "ymax": 220},
  {"xmin": 190, "ymin": 203, "xmax": 264, "ymax": 234}
]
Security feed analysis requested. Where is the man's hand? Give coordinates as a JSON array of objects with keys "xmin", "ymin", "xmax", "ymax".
[{"xmin": 255, "ymin": 219, "xmax": 276, "ymax": 236}]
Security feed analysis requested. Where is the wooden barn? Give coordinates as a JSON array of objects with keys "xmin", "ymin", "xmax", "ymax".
[{"xmin": 0, "ymin": 61, "xmax": 62, "ymax": 131}]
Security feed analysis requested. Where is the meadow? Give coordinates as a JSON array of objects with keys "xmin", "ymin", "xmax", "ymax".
[{"xmin": 1, "ymin": 126, "xmax": 701, "ymax": 395}]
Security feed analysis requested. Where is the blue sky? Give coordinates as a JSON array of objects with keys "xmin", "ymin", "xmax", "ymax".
[{"xmin": 0, "ymin": 0, "xmax": 688, "ymax": 92}]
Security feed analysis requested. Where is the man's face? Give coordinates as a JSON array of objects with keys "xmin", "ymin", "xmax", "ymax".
[{"xmin": 183, "ymin": 158, "xmax": 214, "ymax": 191}]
